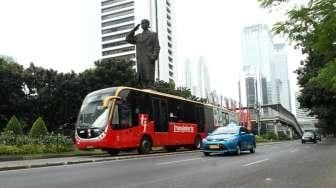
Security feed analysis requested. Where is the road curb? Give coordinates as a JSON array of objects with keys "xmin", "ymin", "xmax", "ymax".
[
  {"xmin": 0, "ymin": 150, "xmax": 198, "ymax": 172},
  {"xmin": 257, "ymin": 140, "xmax": 296, "ymax": 146}
]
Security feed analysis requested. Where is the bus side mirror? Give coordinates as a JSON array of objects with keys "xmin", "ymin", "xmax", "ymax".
[{"xmin": 103, "ymin": 96, "xmax": 121, "ymax": 108}]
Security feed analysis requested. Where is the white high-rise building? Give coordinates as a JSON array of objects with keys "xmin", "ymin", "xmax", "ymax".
[
  {"xmin": 272, "ymin": 43, "xmax": 292, "ymax": 111},
  {"xmin": 183, "ymin": 59, "xmax": 192, "ymax": 90},
  {"xmin": 195, "ymin": 57, "xmax": 210, "ymax": 99},
  {"xmin": 204, "ymin": 66, "xmax": 211, "ymax": 99},
  {"xmin": 100, "ymin": 0, "xmax": 176, "ymax": 82},
  {"xmin": 240, "ymin": 24, "xmax": 273, "ymax": 107},
  {"xmin": 239, "ymin": 24, "xmax": 292, "ymax": 112}
]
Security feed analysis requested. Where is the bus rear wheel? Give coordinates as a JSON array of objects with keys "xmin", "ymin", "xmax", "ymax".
[
  {"xmin": 193, "ymin": 136, "xmax": 202, "ymax": 150},
  {"xmin": 138, "ymin": 137, "xmax": 152, "ymax": 154}
]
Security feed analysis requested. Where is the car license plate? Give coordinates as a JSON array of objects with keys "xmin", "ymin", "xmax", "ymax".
[{"xmin": 209, "ymin": 145, "xmax": 219, "ymax": 149}]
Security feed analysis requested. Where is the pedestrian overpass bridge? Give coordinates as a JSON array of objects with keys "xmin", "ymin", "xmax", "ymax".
[{"xmin": 242, "ymin": 104, "xmax": 303, "ymax": 137}]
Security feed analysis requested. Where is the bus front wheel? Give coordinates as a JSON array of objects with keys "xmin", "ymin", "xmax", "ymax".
[{"xmin": 138, "ymin": 137, "xmax": 152, "ymax": 154}]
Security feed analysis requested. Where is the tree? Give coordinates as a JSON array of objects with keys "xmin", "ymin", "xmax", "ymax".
[
  {"xmin": 258, "ymin": 0, "xmax": 336, "ymax": 134},
  {"xmin": 0, "ymin": 56, "xmax": 26, "ymax": 130},
  {"xmin": 79, "ymin": 58, "xmax": 137, "ymax": 93},
  {"xmin": 4, "ymin": 115, "xmax": 23, "ymax": 135},
  {"xmin": 30, "ymin": 117, "xmax": 48, "ymax": 138}
]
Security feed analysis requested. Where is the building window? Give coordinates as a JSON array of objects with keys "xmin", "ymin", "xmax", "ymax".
[
  {"xmin": 102, "ymin": 2, "xmax": 134, "ymax": 13},
  {"xmin": 166, "ymin": 7, "xmax": 171, "ymax": 13},
  {"xmin": 114, "ymin": 54, "xmax": 136, "ymax": 61},
  {"xmin": 102, "ymin": 16, "xmax": 134, "ymax": 27},
  {"xmin": 102, "ymin": 40, "xmax": 129, "ymax": 49},
  {"xmin": 168, "ymin": 49, "xmax": 172, "ymax": 55},
  {"xmin": 167, "ymin": 35, "xmax": 172, "ymax": 41},
  {"xmin": 102, "ymin": 24, "xmax": 134, "ymax": 34},
  {"xmin": 168, "ymin": 56, "xmax": 173, "ymax": 63},
  {"xmin": 102, "ymin": 32, "xmax": 128, "ymax": 42},
  {"xmin": 167, "ymin": 14, "xmax": 171, "ymax": 20},
  {"xmin": 169, "ymin": 71, "xmax": 173, "ymax": 77},
  {"xmin": 102, "ymin": 9, "xmax": 134, "ymax": 21},
  {"xmin": 167, "ymin": 28, "xmax": 172, "ymax": 35},
  {"xmin": 167, "ymin": 21, "xmax": 172, "ymax": 27},
  {"xmin": 101, "ymin": 0, "xmax": 126, "ymax": 7},
  {"xmin": 168, "ymin": 42, "xmax": 172, "ymax": 48},
  {"xmin": 169, "ymin": 64, "xmax": 173, "ymax": 70},
  {"xmin": 102, "ymin": 46, "xmax": 135, "ymax": 56},
  {"xmin": 166, "ymin": 0, "xmax": 171, "ymax": 7}
]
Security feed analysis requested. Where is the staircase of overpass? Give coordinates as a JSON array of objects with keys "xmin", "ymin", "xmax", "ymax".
[{"xmin": 240, "ymin": 104, "xmax": 303, "ymax": 136}]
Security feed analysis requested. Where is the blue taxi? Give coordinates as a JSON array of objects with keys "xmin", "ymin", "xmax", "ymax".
[{"xmin": 202, "ymin": 123, "xmax": 256, "ymax": 156}]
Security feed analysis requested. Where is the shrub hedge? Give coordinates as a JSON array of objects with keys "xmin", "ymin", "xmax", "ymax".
[
  {"xmin": 4, "ymin": 115, "xmax": 23, "ymax": 135},
  {"xmin": 0, "ymin": 132, "xmax": 74, "ymax": 155},
  {"xmin": 30, "ymin": 117, "xmax": 48, "ymax": 138}
]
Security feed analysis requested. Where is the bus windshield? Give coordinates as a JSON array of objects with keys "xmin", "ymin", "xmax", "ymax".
[{"xmin": 77, "ymin": 88, "xmax": 116, "ymax": 129}]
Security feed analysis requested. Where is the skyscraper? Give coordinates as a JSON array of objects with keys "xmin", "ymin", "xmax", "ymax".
[
  {"xmin": 239, "ymin": 24, "xmax": 292, "ymax": 112},
  {"xmin": 196, "ymin": 57, "xmax": 210, "ymax": 99},
  {"xmin": 183, "ymin": 59, "xmax": 192, "ymax": 90},
  {"xmin": 272, "ymin": 43, "xmax": 292, "ymax": 111},
  {"xmin": 100, "ymin": 0, "xmax": 176, "ymax": 82},
  {"xmin": 240, "ymin": 24, "xmax": 273, "ymax": 107}
]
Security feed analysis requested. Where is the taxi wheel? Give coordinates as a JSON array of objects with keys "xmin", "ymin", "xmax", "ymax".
[
  {"xmin": 250, "ymin": 144, "xmax": 256, "ymax": 153},
  {"xmin": 203, "ymin": 152, "xmax": 210, "ymax": 156},
  {"xmin": 236, "ymin": 145, "xmax": 241, "ymax": 155}
]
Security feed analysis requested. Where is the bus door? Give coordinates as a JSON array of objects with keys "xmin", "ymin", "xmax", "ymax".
[
  {"xmin": 114, "ymin": 99, "xmax": 137, "ymax": 147},
  {"xmin": 151, "ymin": 97, "xmax": 169, "ymax": 145}
]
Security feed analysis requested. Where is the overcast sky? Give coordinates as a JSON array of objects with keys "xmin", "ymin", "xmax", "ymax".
[{"xmin": 0, "ymin": 0, "xmax": 303, "ymax": 112}]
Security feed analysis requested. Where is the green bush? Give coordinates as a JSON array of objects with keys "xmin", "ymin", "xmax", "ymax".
[
  {"xmin": 19, "ymin": 144, "xmax": 45, "ymax": 154},
  {"xmin": 278, "ymin": 132, "xmax": 291, "ymax": 140},
  {"xmin": 30, "ymin": 117, "xmax": 48, "ymax": 138},
  {"xmin": 262, "ymin": 132, "xmax": 278, "ymax": 140},
  {"xmin": 0, "ymin": 145, "xmax": 23, "ymax": 155},
  {"xmin": 4, "ymin": 115, "xmax": 23, "ymax": 135},
  {"xmin": 0, "ymin": 132, "xmax": 74, "ymax": 155},
  {"xmin": 255, "ymin": 135, "xmax": 268, "ymax": 143}
]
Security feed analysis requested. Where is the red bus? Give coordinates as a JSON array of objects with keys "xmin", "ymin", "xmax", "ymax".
[{"xmin": 75, "ymin": 87, "xmax": 237, "ymax": 155}]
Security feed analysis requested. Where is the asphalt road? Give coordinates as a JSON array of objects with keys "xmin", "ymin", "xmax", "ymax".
[{"xmin": 1, "ymin": 138, "xmax": 336, "ymax": 188}]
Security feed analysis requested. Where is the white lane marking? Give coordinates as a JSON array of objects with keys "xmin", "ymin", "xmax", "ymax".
[
  {"xmin": 156, "ymin": 158, "xmax": 201, "ymax": 165},
  {"xmin": 290, "ymin": 149, "xmax": 299, "ymax": 153},
  {"xmin": 243, "ymin": 158, "xmax": 269, "ymax": 167}
]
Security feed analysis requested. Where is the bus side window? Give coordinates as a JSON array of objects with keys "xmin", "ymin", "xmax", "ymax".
[
  {"xmin": 119, "ymin": 102, "xmax": 132, "ymax": 128},
  {"xmin": 113, "ymin": 90, "xmax": 132, "ymax": 129},
  {"xmin": 194, "ymin": 105, "xmax": 204, "ymax": 132},
  {"xmin": 176, "ymin": 104, "xmax": 184, "ymax": 122},
  {"xmin": 184, "ymin": 102, "xmax": 195, "ymax": 124},
  {"xmin": 129, "ymin": 91, "xmax": 143, "ymax": 127},
  {"xmin": 168, "ymin": 100, "xmax": 177, "ymax": 122}
]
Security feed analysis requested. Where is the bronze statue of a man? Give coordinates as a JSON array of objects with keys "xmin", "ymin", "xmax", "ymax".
[{"xmin": 126, "ymin": 19, "xmax": 160, "ymax": 88}]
